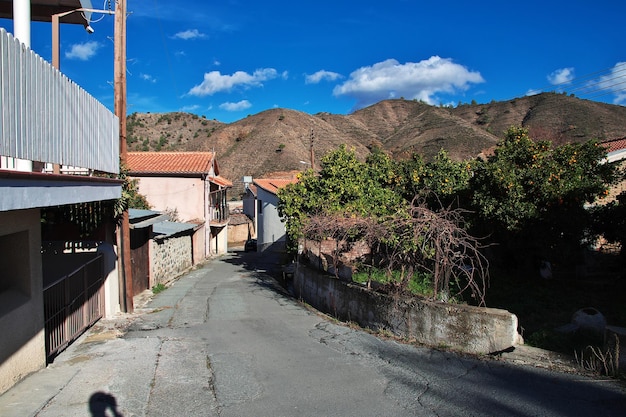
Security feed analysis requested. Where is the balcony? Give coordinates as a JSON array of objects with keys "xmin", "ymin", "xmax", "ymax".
[
  {"xmin": 209, "ymin": 188, "xmax": 229, "ymax": 226},
  {"xmin": 0, "ymin": 28, "xmax": 121, "ymax": 211}
]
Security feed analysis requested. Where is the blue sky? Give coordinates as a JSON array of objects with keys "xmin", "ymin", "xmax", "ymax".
[{"xmin": 2, "ymin": 0, "xmax": 625, "ymax": 123}]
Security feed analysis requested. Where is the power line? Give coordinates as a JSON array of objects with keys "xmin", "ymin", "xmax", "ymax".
[
  {"xmin": 560, "ymin": 66, "xmax": 626, "ymax": 96},
  {"xmin": 499, "ymin": 63, "xmax": 626, "ymax": 106},
  {"xmin": 537, "ymin": 63, "xmax": 626, "ymax": 91}
]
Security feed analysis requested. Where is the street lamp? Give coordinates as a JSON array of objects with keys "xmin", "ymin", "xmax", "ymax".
[{"xmin": 51, "ymin": 7, "xmax": 114, "ymax": 69}]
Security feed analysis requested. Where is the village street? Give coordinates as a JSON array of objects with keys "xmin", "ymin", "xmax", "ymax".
[{"xmin": 1, "ymin": 250, "xmax": 625, "ymax": 417}]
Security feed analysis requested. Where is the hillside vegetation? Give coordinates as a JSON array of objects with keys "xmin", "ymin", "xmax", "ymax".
[{"xmin": 126, "ymin": 93, "xmax": 626, "ymax": 197}]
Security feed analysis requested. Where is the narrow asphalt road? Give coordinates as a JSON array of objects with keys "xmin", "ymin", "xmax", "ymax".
[{"xmin": 2, "ymin": 250, "xmax": 625, "ymax": 417}]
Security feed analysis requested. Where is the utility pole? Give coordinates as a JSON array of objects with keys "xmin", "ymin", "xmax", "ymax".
[
  {"xmin": 114, "ymin": 0, "xmax": 133, "ymax": 312},
  {"xmin": 309, "ymin": 127, "xmax": 315, "ymax": 171}
]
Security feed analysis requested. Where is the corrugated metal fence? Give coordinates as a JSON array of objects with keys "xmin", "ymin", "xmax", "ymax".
[{"xmin": 0, "ymin": 28, "xmax": 119, "ymax": 174}]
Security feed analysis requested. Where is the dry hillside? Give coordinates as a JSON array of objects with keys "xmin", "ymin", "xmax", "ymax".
[{"xmin": 126, "ymin": 93, "xmax": 626, "ymax": 197}]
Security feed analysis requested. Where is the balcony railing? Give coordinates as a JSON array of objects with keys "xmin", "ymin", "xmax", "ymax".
[
  {"xmin": 0, "ymin": 28, "xmax": 119, "ymax": 174},
  {"xmin": 209, "ymin": 189, "xmax": 229, "ymax": 224}
]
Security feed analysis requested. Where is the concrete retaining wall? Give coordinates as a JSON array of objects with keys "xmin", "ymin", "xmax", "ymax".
[{"xmin": 293, "ymin": 264, "xmax": 520, "ymax": 355}]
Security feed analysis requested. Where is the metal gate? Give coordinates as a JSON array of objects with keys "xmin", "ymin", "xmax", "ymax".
[
  {"xmin": 131, "ymin": 240, "xmax": 150, "ymax": 295},
  {"xmin": 131, "ymin": 227, "xmax": 150, "ymax": 296},
  {"xmin": 43, "ymin": 255, "xmax": 104, "ymax": 361}
]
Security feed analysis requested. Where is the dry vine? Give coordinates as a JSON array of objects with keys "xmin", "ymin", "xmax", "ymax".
[
  {"xmin": 300, "ymin": 196, "xmax": 490, "ymax": 306},
  {"xmin": 401, "ymin": 197, "xmax": 490, "ymax": 305}
]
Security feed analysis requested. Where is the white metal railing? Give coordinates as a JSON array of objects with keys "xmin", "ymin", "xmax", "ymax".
[{"xmin": 0, "ymin": 28, "xmax": 119, "ymax": 174}]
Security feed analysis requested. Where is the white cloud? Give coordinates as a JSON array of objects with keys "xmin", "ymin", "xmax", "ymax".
[
  {"xmin": 187, "ymin": 68, "xmax": 279, "ymax": 96},
  {"xmin": 172, "ymin": 29, "xmax": 207, "ymax": 40},
  {"xmin": 140, "ymin": 73, "xmax": 157, "ymax": 83},
  {"xmin": 547, "ymin": 67, "xmax": 575, "ymax": 85},
  {"xmin": 333, "ymin": 56, "xmax": 484, "ymax": 108},
  {"xmin": 597, "ymin": 62, "xmax": 626, "ymax": 105},
  {"xmin": 526, "ymin": 89, "xmax": 542, "ymax": 96},
  {"xmin": 614, "ymin": 91, "xmax": 626, "ymax": 105},
  {"xmin": 305, "ymin": 70, "xmax": 343, "ymax": 84},
  {"xmin": 65, "ymin": 41, "xmax": 100, "ymax": 61},
  {"xmin": 181, "ymin": 104, "xmax": 201, "ymax": 112},
  {"xmin": 219, "ymin": 100, "xmax": 252, "ymax": 111}
]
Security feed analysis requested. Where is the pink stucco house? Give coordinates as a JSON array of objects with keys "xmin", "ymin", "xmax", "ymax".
[{"xmin": 127, "ymin": 152, "xmax": 232, "ymax": 258}]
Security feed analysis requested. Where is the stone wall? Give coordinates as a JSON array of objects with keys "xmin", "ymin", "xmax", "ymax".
[
  {"xmin": 293, "ymin": 264, "xmax": 521, "ymax": 355},
  {"xmin": 150, "ymin": 234, "xmax": 193, "ymax": 286},
  {"xmin": 302, "ymin": 238, "xmax": 369, "ymax": 281}
]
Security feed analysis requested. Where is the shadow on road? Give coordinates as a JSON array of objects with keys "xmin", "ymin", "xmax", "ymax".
[
  {"xmin": 89, "ymin": 391, "xmax": 124, "ymax": 417},
  {"xmin": 224, "ymin": 247, "xmax": 295, "ymax": 295}
]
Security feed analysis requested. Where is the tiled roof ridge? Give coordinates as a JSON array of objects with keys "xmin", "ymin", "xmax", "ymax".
[
  {"xmin": 253, "ymin": 177, "xmax": 298, "ymax": 195},
  {"xmin": 126, "ymin": 151, "xmax": 216, "ymax": 175},
  {"xmin": 127, "ymin": 151, "xmax": 214, "ymax": 155}
]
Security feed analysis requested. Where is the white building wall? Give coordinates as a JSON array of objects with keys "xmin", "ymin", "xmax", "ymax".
[
  {"xmin": 97, "ymin": 242, "xmax": 121, "ymax": 318},
  {"xmin": 211, "ymin": 226, "xmax": 229, "ymax": 255},
  {"xmin": 257, "ymin": 188, "xmax": 287, "ymax": 252}
]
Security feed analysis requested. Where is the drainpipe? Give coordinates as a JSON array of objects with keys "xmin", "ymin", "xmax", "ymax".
[
  {"xmin": 12, "ymin": 0, "xmax": 33, "ymax": 172},
  {"xmin": 204, "ymin": 174, "xmax": 210, "ymax": 257},
  {"xmin": 13, "ymin": 0, "xmax": 30, "ymax": 47}
]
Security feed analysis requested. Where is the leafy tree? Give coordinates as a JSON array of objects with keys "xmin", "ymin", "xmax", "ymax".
[
  {"xmin": 278, "ymin": 145, "xmax": 406, "ymax": 250},
  {"xmin": 279, "ymin": 145, "xmax": 488, "ymax": 304},
  {"xmin": 364, "ymin": 147, "xmax": 400, "ymax": 189},
  {"xmin": 470, "ymin": 126, "xmax": 618, "ymax": 266},
  {"xmin": 392, "ymin": 150, "xmax": 472, "ymax": 208},
  {"xmin": 115, "ymin": 163, "xmax": 151, "ymax": 218},
  {"xmin": 277, "ymin": 169, "xmax": 323, "ymax": 246},
  {"xmin": 421, "ymin": 150, "xmax": 472, "ymax": 207}
]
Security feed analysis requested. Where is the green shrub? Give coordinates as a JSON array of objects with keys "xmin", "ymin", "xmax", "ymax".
[
  {"xmin": 352, "ymin": 267, "xmax": 434, "ymax": 297},
  {"xmin": 152, "ymin": 283, "xmax": 166, "ymax": 294}
]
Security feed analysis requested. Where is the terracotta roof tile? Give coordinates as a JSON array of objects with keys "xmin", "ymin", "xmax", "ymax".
[
  {"xmin": 212, "ymin": 176, "xmax": 233, "ymax": 187},
  {"xmin": 246, "ymin": 184, "xmax": 258, "ymax": 197},
  {"xmin": 253, "ymin": 178, "xmax": 298, "ymax": 195},
  {"xmin": 602, "ymin": 137, "xmax": 626, "ymax": 154},
  {"xmin": 127, "ymin": 152, "xmax": 215, "ymax": 175}
]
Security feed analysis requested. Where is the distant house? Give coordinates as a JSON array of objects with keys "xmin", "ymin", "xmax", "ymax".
[
  {"xmin": 126, "ymin": 152, "xmax": 232, "ymax": 257},
  {"xmin": 601, "ymin": 137, "xmax": 626, "ymax": 201},
  {"xmin": 247, "ymin": 177, "xmax": 298, "ymax": 252}
]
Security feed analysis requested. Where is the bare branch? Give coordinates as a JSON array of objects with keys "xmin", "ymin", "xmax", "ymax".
[{"xmin": 300, "ymin": 197, "xmax": 490, "ymax": 306}]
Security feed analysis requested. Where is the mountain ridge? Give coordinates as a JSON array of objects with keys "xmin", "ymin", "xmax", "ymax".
[{"xmin": 126, "ymin": 93, "xmax": 626, "ymax": 196}]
